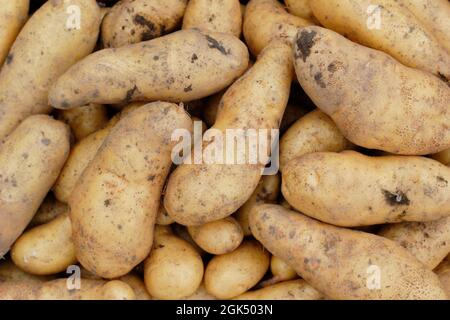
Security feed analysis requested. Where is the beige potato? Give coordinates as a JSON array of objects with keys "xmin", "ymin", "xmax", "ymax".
[
  {"xmin": 204, "ymin": 240, "xmax": 270, "ymax": 299},
  {"xmin": 284, "ymin": 0, "xmax": 314, "ymax": 21},
  {"xmin": 249, "ymin": 204, "xmax": 447, "ymax": 299},
  {"xmin": 234, "ymin": 279, "xmax": 322, "ymax": 300},
  {"xmin": 29, "ymin": 193, "xmax": 68, "ymax": 227},
  {"xmin": 49, "ymin": 29, "xmax": 249, "ymax": 109},
  {"xmin": 182, "ymin": 0, "xmax": 242, "ymax": 37},
  {"xmin": 280, "ymin": 109, "xmax": 352, "ymax": 170},
  {"xmin": 183, "ymin": 283, "xmax": 217, "ymax": 300},
  {"xmin": 144, "ymin": 226, "xmax": 204, "ymax": 299},
  {"xmin": 0, "ymin": 0, "xmax": 101, "ymax": 141},
  {"xmin": 102, "ymin": 0, "xmax": 187, "ymax": 48},
  {"xmin": 310, "ymin": 0, "xmax": 450, "ymax": 80},
  {"xmin": 293, "ymin": 26, "xmax": 450, "ymax": 155},
  {"xmin": 282, "ymin": 151, "xmax": 450, "ymax": 227},
  {"xmin": 119, "ymin": 274, "xmax": 152, "ymax": 300},
  {"xmin": 0, "ymin": 115, "xmax": 70, "ymax": 258},
  {"xmin": 165, "ymin": 41, "xmax": 293, "ymax": 226},
  {"xmin": 70, "ymin": 102, "xmax": 192, "ymax": 278},
  {"xmin": 11, "ymin": 213, "xmax": 76, "ymax": 276},
  {"xmin": 270, "ymin": 256, "xmax": 298, "ymax": 283},
  {"xmin": 435, "ymin": 260, "xmax": 450, "ymax": 298},
  {"xmin": 0, "ymin": 260, "xmax": 53, "ymax": 283},
  {"xmin": 379, "ymin": 216, "xmax": 450, "ymax": 270},
  {"xmin": 0, "ymin": 0, "xmax": 29, "ymax": 66},
  {"xmin": 432, "ymin": 149, "xmax": 450, "ymax": 166},
  {"xmin": 235, "ymin": 174, "xmax": 280, "ymax": 236},
  {"xmin": 188, "ymin": 217, "xmax": 244, "ymax": 255},
  {"xmin": 243, "ymin": 0, "xmax": 312, "ymax": 56}
]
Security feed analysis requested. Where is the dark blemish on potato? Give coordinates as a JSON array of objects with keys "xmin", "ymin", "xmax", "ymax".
[
  {"xmin": 382, "ymin": 189, "xmax": 410, "ymax": 206},
  {"xmin": 117, "ymin": 224, "xmax": 122, "ymax": 230},
  {"xmin": 153, "ymin": 55, "xmax": 159, "ymax": 61},
  {"xmin": 22, "ymin": 153, "xmax": 28, "ymax": 159},
  {"xmin": 60, "ymin": 101, "xmax": 70, "ymax": 109},
  {"xmin": 205, "ymin": 35, "xmax": 229, "ymax": 55},
  {"xmin": 295, "ymin": 30, "xmax": 317, "ymax": 62},
  {"xmin": 74, "ymin": 89, "xmax": 80, "ymax": 95},
  {"xmin": 269, "ymin": 225, "xmax": 276, "ymax": 236},
  {"xmin": 184, "ymin": 85, "xmax": 193, "ymax": 92},
  {"xmin": 289, "ymin": 230, "xmax": 296, "ymax": 239},
  {"xmin": 328, "ymin": 63, "xmax": 337, "ymax": 73},
  {"xmin": 147, "ymin": 175, "xmax": 155, "ymax": 181},
  {"xmin": 261, "ymin": 212, "xmax": 269, "ymax": 221},
  {"xmin": 5, "ymin": 53, "xmax": 13, "ymax": 65},
  {"xmin": 125, "ymin": 85, "xmax": 138, "ymax": 102},
  {"xmin": 437, "ymin": 176, "xmax": 448, "ymax": 186},
  {"xmin": 191, "ymin": 53, "xmax": 198, "ymax": 63},
  {"xmin": 424, "ymin": 232, "xmax": 430, "ymax": 238},
  {"xmin": 438, "ymin": 72, "xmax": 449, "ymax": 85},
  {"xmin": 104, "ymin": 199, "xmax": 111, "ymax": 207},
  {"xmin": 41, "ymin": 138, "xmax": 51, "ymax": 145},
  {"xmin": 314, "ymin": 73, "xmax": 326, "ymax": 88},
  {"xmin": 134, "ymin": 14, "xmax": 159, "ymax": 41},
  {"xmin": 157, "ymin": 244, "xmax": 165, "ymax": 249}
]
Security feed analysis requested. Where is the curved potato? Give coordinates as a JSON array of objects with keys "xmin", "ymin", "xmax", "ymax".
[
  {"xmin": 204, "ymin": 240, "xmax": 270, "ymax": 299},
  {"xmin": 0, "ymin": 0, "xmax": 101, "ymax": 141},
  {"xmin": 182, "ymin": 0, "xmax": 242, "ymax": 37},
  {"xmin": 29, "ymin": 193, "xmax": 68, "ymax": 227},
  {"xmin": 49, "ymin": 29, "xmax": 249, "ymax": 109},
  {"xmin": 282, "ymin": 151, "xmax": 450, "ymax": 227},
  {"xmin": 249, "ymin": 204, "xmax": 447, "ymax": 299},
  {"xmin": 309, "ymin": 0, "xmax": 450, "ymax": 79},
  {"xmin": 11, "ymin": 213, "xmax": 76, "ymax": 275},
  {"xmin": 280, "ymin": 109, "xmax": 352, "ymax": 170},
  {"xmin": 70, "ymin": 102, "xmax": 192, "ymax": 278},
  {"xmin": 379, "ymin": 216, "xmax": 450, "ymax": 269},
  {"xmin": 164, "ymin": 41, "xmax": 293, "ymax": 226},
  {"xmin": 102, "ymin": 0, "xmax": 187, "ymax": 48},
  {"xmin": 187, "ymin": 217, "xmax": 244, "ymax": 254},
  {"xmin": 0, "ymin": 115, "xmax": 70, "ymax": 258},
  {"xmin": 0, "ymin": 0, "xmax": 29, "ymax": 66},
  {"xmin": 243, "ymin": 0, "xmax": 312, "ymax": 56},
  {"xmin": 284, "ymin": 0, "xmax": 314, "ymax": 21},
  {"xmin": 432, "ymin": 149, "xmax": 450, "ymax": 166},
  {"xmin": 293, "ymin": 26, "xmax": 450, "ymax": 155},
  {"xmin": 119, "ymin": 274, "xmax": 152, "ymax": 300},
  {"xmin": 234, "ymin": 279, "xmax": 322, "ymax": 300}
]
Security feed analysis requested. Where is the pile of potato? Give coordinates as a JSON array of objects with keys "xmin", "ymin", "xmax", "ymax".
[{"xmin": 0, "ymin": 0, "xmax": 449, "ymax": 300}]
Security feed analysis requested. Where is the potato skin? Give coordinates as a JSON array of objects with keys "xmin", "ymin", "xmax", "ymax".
[
  {"xmin": 102, "ymin": 0, "xmax": 187, "ymax": 48},
  {"xmin": 0, "ymin": 0, "xmax": 101, "ymax": 141},
  {"xmin": 249, "ymin": 204, "xmax": 447, "ymax": 299},
  {"xmin": 0, "ymin": 0, "xmax": 29, "ymax": 66},
  {"xmin": 435, "ymin": 260, "xmax": 450, "ymax": 298},
  {"xmin": 119, "ymin": 274, "xmax": 152, "ymax": 300},
  {"xmin": 284, "ymin": 0, "xmax": 314, "ymax": 20},
  {"xmin": 0, "ymin": 115, "xmax": 70, "ymax": 258},
  {"xmin": 270, "ymin": 255, "xmax": 298, "ymax": 282},
  {"xmin": 182, "ymin": 0, "xmax": 242, "ymax": 37},
  {"xmin": 280, "ymin": 109, "xmax": 352, "ymax": 170},
  {"xmin": 204, "ymin": 240, "xmax": 270, "ymax": 299},
  {"xmin": 29, "ymin": 193, "xmax": 68, "ymax": 227},
  {"xmin": 234, "ymin": 279, "xmax": 322, "ymax": 300},
  {"xmin": 432, "ymin": 149, "xmax": 450, "ymax": 166},
  {"xmin": 244, "ymin": 0, "xmax": 312, "ymax": 56},
  {"xmin": 310, "ymin": 0, "xmax": 450, "ymax": 79},
  {"xmin": 282, "ymin": 151, "xmax": 450, "ymax": 227},
  {"xmin": 49, "ymin": 29, "xmax": 249, "ymax": 109},
  {"xmin": 0, "ymin": 260, "xmax": 54, "ymax": 283},
  {"xmin": 164, "ymin": 41, "xmax": 292, "ymax": 226},
  {"xmin": 379, "ymin": 216, "xmax": 450, "ymax": 270},
  {"xmin": 293, "ymin": 26, "xmax": 450, "ymax": 155}
]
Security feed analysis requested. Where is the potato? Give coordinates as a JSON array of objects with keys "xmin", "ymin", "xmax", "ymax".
[
  {"xmin": 280, "ymin": 109, "xmax": 352, "ymax": 170},
  {"xmin": 183, "ymin": 283, "xmax": 217, "ymax": 300},
  {"xmin": 70, "ymin": 102, "xmax": 192, "ymax": 278},
  {"xmin": 379, "ymin": 216, "xmax": 450, "ymax": 270},
  {"xmin": 182, "ymin": 0, "xmax": 242, "ymax": 37},
  {"xmin": 0, "ymin": 115, "xmax": 70, "ymax": 258},
  {"xmin": 234, "ymin": 279, "xmax": 322, "ymax": 300},
  {"xmin": 187, "ymin": 217, "xmax": 244, "ymax": 255},
  {"xmin": 172, "ymin": 224, "xmax": 206, "ymax": 256},
  {"xmin": 164, "ymin": 41, "xmax": 293, "ymax": 226},
  {"xmin": 56, "ymin": 104, "xmax": 109, "ymax": 141},
  {"xmin": 432, "ymin": 149, "xmax": 450, "ymax": 166},
  {"xmin": 0, "ymin": 0, "xmax": 29, "ymax": 66},
  {"xmin": 284, "ymin": 0, "xmax": 314, "ymax": 21},
  {"xmin": 0, "ymin": 0, "xmax": 101, "ymax": 141},
  {"xmin": 155, "ymin": 200, "xmax": 174, "ymax": 225},
  {"xmin": 309, "ymin": 0, "xmax": 450, "ymax": 80},
  {"xmin": 435, "ymin": 260, "xmax": 450, "ymax": 298},
  {"xmin": 282, "ymin": 151, "xmax": 450, "ymax": 227},
  {"xmin": 270, "ymin": 255, "xmax": 298, "ymax": 283},
  {"xmin": 11, "ymin": 213, "xmax": 76, "ymax": 275},
  {"xmin": 0, "ymin": 260, "xmax": 53, "ymax": 283},
  {"xmin": 49, "ymin": 29, "xmax": 249, "ymax": 109},
  {"xmin": 243, "ymin": 0, "xmax": 312, "ymax": 56},
  {"xmin": 235, "ymin": 174, "xmax": 280, "ymax": 236},
  {"xmin": 249, "ymin": 204, "xmax": 447, "ymax": 299},
  {"xmin": 102, "ymin": 0, "xmax": 187, "ymax": 48},
  {"xmin": 119, "ymin": 274, "xmax": 152, "ymax": 300},
  {"xmin": 29, "ymin": 193, "xmax": 68, "ymax": 227},
  {"xmin": 204, "ymin": 240, "xmax": 270, "ymax": 299},
  {"xmin": 293, "ymin": 26, "xmax": 450, "ymax": 155},
  {"xmin": 144, "ymin": 226, "xmax": 204, "ymax": 299}
]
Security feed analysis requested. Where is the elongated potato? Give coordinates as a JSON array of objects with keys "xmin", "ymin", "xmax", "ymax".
[
  {"xmin": 282, "ymin": 151, "xmax": 450, "ymax": 227},
  {"xmin": 0, "ymin": 0, "xmax": 101, "ymax": 141},
  {"xmin": 433, "ymin": 149, "xmax": 450, "ymax": 166},
  {"xmin": 144, "ymin": 226, "xmax": 204, "ymax": 299},
  {"xmin": 270, "ymin": 256, "xmax": 298, "ymax": 283},
  {"xmin": 379, "ymin": 216, "xmax": 450, "ymax": 270},
  {"xmin": 250, "ymin": 204, "xmax": 447, "ymax": 299},
  {"xmin": 293, "ymin": 26, "xmax": 450, "ymax": 155},
  {"xmin": 187, "ymin": 217, "xmax": 244, "ymax": 254},
  {"xmin": 49, "ymin": 29, "xmax": 249, "ymax": 109},
  {"xmin": 0, "ymin": 260, "xmax": 53, "ymax": 283},
  {"xmin": 435, "ymin": 260, "xmax": 450, "ymax": 298},
  {"xmin": 29, "ymin": 193, "xmax": 68, "ymax": 227},
  {"xmin": 243, "ymin": 0, "xmax": 312, "ymax": 56},
  {"xmin": 234, "ymin": 279, "xmax": 322, "ymax": 300},
  {"xmin": 310, "ymin": 0, "xmax": 450, "ymax": 80},
  {"xmin": 280, "ymin": 109, "xmax": 352, "ymax": 170},
  {"xmin": 11, "ymin": 213, "xmax": 76, "ymax": 275},
  {"xmin": 205, "ymin": 240, "xmax": 270, "ymax": 299},
  {"xmin": 182, "ymin": 0, "xmax": 242, "ymax": 37},
  {"xmin": 0, "ymin": 115, "xmax": 70, "ymax": 258},
  {"xmin": 0, "ymin": 0, "xmax": 29, "ymax": 66},
  {"xmin": 164, "ymin": 41, "xmax": 293, "ymax": 226},
  {"xmin": 119, "ymin": 274, "xmax": 152, "ymax": 300},
  {"xmin": 284, "ymin": 0, "xmax": 314, "ymax": 21},
  {"xmin": 70, "ymin": 102, "xmax": 192, "ymax": 278},
  {"xmin": 102, "ymin": 0, "xmax": 187, "ymax": 48},
  {"xmin": 235, "ymin": 174, "xmax": 280, "ymax": 236}
]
